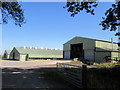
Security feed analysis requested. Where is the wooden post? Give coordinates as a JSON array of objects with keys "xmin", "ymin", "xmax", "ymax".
[
  {"xmin": 57, "ymin": 62, "xmax": 58, "ymax": 68},
  {"xmin": 57, "ymin": 63, "xmax": 60, "ymax": 73},
  {"xmin": 82, "ymin": 64, "xmax": 87, "ymax": 88}
]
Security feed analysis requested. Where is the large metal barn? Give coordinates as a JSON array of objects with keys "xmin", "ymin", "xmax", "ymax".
[
  {"xmin": 63, "ymin": 36, "xmax": 120, "ymax": 63},
  {"xmin": 9, "ymin": 47, "xmax": 63, "ymax": 61}
]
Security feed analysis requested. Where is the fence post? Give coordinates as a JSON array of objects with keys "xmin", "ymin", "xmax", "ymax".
[
  {"xmin": 82, "ymin": 64, "xmax": 87, "ymax": 88},
  {"xmin": 57, "ymin": 62, "xmax": 58, "ymax": 68}
]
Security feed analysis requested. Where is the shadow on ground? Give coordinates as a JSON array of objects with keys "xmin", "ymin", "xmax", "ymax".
[{"xmin": 2, "ymin": 67, "xmax": 71, "ymax": 89}]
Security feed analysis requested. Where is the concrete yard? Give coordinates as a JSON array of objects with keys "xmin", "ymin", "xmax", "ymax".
[
  {"xmin": 2, "ymin": 68, "xmax": 71, "ymax": 88},
  {"xmin": 1, "ymin": 60, "xmax": 72, "ymax": 69},
  {"xmin": 1, "ymin": 59, "xmax": 72, "ymax": 88}
]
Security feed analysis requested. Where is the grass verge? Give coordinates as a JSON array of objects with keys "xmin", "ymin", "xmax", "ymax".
[
  {"xmin": 40, "ymin": 69, "xmax": 76, "ymax": 88},
  {"xmin": 93, "ymin": 63, "xmax": 120, "ymax": 67}
]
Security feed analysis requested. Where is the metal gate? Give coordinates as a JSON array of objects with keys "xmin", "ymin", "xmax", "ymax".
[{"xmin": 57, "ymin": 63, "xmax": 87, "ymax": 88}]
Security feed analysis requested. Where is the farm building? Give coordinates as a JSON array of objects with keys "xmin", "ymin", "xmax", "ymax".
[
  {"xmin": 9, "ymin": 47, "xmax": 63, "ymax": 61},
  {"xmin": 3, "ymin": 50, "xmax": 11, "ymax": 59},
  {"xmin": 63, "ymin": 36, "xmax": 120, "ymax": 63}
]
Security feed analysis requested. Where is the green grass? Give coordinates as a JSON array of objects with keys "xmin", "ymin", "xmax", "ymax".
[
  {"xmin": 41, "ymin": 70, "xmax": 69, "ymax": 85},
  {"xmin": 39, "ymin": 69, "xmax": 76, "ymax": 88},
  {"xmin": 64, "ymin": 61, "xmax": 120, "ymax": 67},
  {"xmin": 93, "ymin": 63, "xmax": 120, "ymax": 67},
  {"xmin": 64, "ymin": 61, "xmax": 83, "ymax": 65},
  {"xmin": 41, "ymin": 70, "xmax": 66, "ymax": 83}
]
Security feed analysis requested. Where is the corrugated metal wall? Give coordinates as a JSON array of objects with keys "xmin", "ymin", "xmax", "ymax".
[
  {"xmin": 64, "ymin": 37, "xmax": 95, "ymax": 51},
  {"xmin": 63, "ymin": 37, "xmax": 95, "ymax": 60},
  {"xmin": 84, "ymin": 50, "xmax": 94, "ymax": 61},
  {"xmin": 64, "ymin": 51, "xmax": 70, "ymax": 59},
  {"xmin": 95, "ymin": 52, "xmax": 111, "ymax": 63},
  {"xmin": 9, "ymin": 48, "xmax": 20, "ymax": 60},
  {"xmin": 95, "ymin": 41, "xmax": 118, "ymax": 51}
]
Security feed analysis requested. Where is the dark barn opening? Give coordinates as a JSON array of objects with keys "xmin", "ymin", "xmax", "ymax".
[
  {"xmin": 13, "ymin": 52, "xmax": 15, "ymax": 60},
  {"xmin": 4, "ymin": 53, "xmax": 7, "ymax": 58},
  {"xmin": 70, "ymin": 43, "xmax": 84, "ymax": 60}
]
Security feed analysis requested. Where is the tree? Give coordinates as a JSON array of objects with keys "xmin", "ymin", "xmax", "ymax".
[
  {"xmin": 64, "ymin": 0, "xmax": 120, "ymax": 35},
  {"xmin": 0, "ymin": 0, "xmax": 25, "ymax": 27}
]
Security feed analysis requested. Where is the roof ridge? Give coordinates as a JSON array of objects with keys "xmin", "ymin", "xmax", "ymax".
[{"xmin": 64, "ymin": 36, "xmax": 117, "ymax": 44}]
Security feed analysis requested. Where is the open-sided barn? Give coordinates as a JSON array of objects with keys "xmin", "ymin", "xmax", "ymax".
[
  {"xmin": 63, "ymin": 36, "xmax": 120, "ymax": 63},
  {"xmin": 9, "ymin": 47, "xmax": 63, "ymax": 61}
]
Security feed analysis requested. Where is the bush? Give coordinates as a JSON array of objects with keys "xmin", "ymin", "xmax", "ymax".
[{"xmin": 82, "ymin": 60, "xmax": 94, "ymax": 65}]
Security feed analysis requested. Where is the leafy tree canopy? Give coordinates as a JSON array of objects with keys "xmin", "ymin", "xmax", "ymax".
[
  {"xmin": 64, "ymin": 0, "xmax": 120, "ymax": 35},
  {"xmin": 0, "ymin": 0, "xmax": 25, "ymax": 27}
]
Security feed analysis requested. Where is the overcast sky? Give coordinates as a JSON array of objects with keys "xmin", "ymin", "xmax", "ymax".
[{"xmin": 2, "ymin": 2, "xmax": 119, "ymax": 54}]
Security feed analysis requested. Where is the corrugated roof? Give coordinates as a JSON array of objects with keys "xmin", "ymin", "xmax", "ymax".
[
  {"xmin": 64, "ymin": 36, "xmax": 118, "ymax": 44},
  {"xmin": 15, "ymin": 47, "xmax": 63, "ymax": 58}
]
